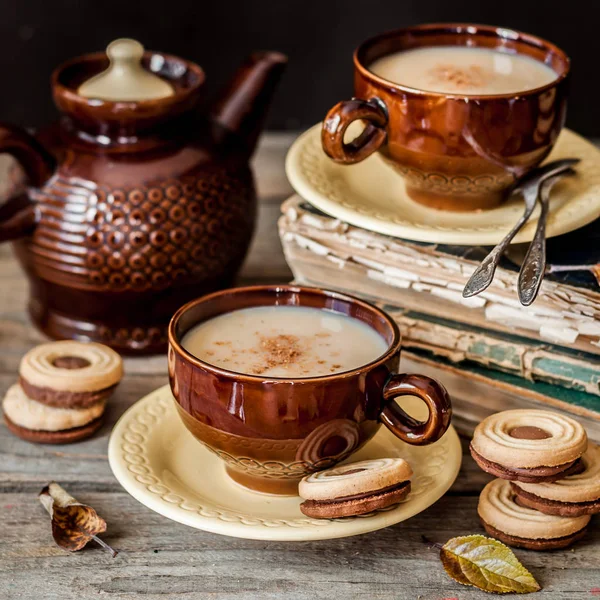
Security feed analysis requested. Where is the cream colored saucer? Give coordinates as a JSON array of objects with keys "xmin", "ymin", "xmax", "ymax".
[
  {"xmin": 108, "ymin": 385, "xmax": 462, "ymax": 541},
  {"xmin": 285, "ymin": 124, "xmax": 600, "ymax": 245}
]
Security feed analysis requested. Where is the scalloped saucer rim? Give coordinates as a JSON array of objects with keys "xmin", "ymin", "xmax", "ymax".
[
  {"xmin": 285, "ymin": 124, "xmax": 600, "ymax": 246},
  {"xmin": 108, "ymin": 384, "xmax": 462, "ymax": 541}
]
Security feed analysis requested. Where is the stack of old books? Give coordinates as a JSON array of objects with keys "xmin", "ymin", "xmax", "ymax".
[{"xmin": 278, "ymin": 195, "xmax": 600, "ymax": 442}]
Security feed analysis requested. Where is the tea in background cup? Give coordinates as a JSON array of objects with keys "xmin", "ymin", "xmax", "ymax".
[
  {"xmin": 322, "ymin": 23, "xmax": 570, "ymax": 211},
  {"xmin": 168, "ymin": 285, "xmax": 452, "ymax": 494},
  {"xmin": 369, "ymin": 45, "xmax": 557, "ymax": 95}
]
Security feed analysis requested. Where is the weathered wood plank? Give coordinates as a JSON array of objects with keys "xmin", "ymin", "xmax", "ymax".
[
  {"xmin": 251, "ymin": 132, "xmax": 296, "ymax": 201},
  {"xmin": 240, "ymin": 202, "xmax": 292, "ymax": 283},
  {"xmin": 1, "ymin": 133, "xmax": 599, "ymax": 599},
  {"xmin": 1, "ymin": 493, "xmax": 598, "ymax": 600}
]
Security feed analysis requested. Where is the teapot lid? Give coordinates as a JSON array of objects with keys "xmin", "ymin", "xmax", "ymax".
[{"xmin": 77, "ymin": 38, "xmax": 175, "ymax": 101}]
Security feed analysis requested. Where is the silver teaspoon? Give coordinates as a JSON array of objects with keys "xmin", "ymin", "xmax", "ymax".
[
  {"xmin": 462, "ymin": 158, "xmax": 580, "ymax": 299},
  {"xmin": 517, "ymin": 168, "xmax": 576, "ymax": 306}
]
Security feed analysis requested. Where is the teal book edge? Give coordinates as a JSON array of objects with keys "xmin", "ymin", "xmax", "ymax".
[
  {"xmin": 384, "ymin": 305, "xmax": 600, "ymax": 397},
  {"xmin": 295, "ymin": 276, "xmax": 600, "ymax": 397},
  {"xmin": 407, "ymin": 348, "xmax": 600, "ymax": 417}
]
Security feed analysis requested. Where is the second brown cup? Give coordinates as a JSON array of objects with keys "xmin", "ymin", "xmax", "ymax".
[
  {"xmin": 322, "ymin": 23, "xmax": 570, "ymax": 211},
  {"xmin": 168, "ymin": 285, "xmax": 452, "ymax": 495}
]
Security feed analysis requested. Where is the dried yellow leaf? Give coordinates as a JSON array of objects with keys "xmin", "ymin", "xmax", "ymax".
[{"xmin": 441, "ymin": 535, "xmax": 540, "ymax": 594}]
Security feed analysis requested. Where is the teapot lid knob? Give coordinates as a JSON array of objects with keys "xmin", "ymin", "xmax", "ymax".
[{"xmin": 77, "ymin": 38, "xmax": 175, "ymax": 101}]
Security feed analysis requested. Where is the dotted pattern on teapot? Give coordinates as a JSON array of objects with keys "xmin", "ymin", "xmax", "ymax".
[{"xmin": 31, "ymin": 166, "xmax": 255, "ymax": 292}]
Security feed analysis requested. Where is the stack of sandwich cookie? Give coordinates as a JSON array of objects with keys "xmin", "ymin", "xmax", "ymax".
[
  {"xmin": 471, "ymin": 409, "xmax": 592, "ymax": 550},
  {"xmin": 2, "ymin": 341, "xmax": 123, "ymax": 444},
  {"xmin": 298, "ymin": 457, "xmax": 412, "ymax": 518},
  {"xmin": 511, "ymin": 443, "xmax": 600, "ymax": 517},
  {"xmin": 478, "ymin": 479, "xmax": 591, "ymax": 550}
]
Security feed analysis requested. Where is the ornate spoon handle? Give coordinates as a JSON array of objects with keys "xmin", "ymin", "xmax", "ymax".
[
  {"xmin": 517, "ymin": 170, "xmax": 575, "ymax": 306},
  {"xmin": 462, "ymin": 187, "xmax": 538, "ymax": 298},
  {"xmin": 462, "ymin": 159, "xmax": 579, "ymax": 300}
]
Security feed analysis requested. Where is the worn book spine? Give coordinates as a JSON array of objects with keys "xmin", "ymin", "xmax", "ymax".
[
  {"xmin": 292, "ymin": 265, "xmax": 600, "ymax": 396},
  {"xmin": 281, "ymin": 232, "xmax": 600, "ymax": 396},
  {"xmin": 388, "ymin": 309, "xmax": 600, "ymax": 397},
  {"xmin": 279, "ymin": 195, "xmax": 600, "ymax": 356},
  {"xmin": 401, "ymin": 351, "xmax": 600, "ymax": 444}
]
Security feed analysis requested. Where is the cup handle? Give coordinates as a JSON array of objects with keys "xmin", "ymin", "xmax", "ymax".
[
  {"xmin": 380, "ymin": 373, "xmax": 452, "ymax": 445},
  {"xmin": 321, "ymin": 98, "xmax": 388, "ymax": 164}
]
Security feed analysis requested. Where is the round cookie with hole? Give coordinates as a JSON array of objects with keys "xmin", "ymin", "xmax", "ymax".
[
  {"xmin": 298, "ymin": 457, "xmax": 413, "ymax": 518},
  {"xmin": 470, "ymin": 409, "xmax": 587, "ymax": 483},
  {"xmin": 19, "ymin": 341, "xmax": 123, "ymax": 409},
  {"xmin": 511, "ymin": 443, "xmax": 600, "ymax": 517},
  {"xmin": 478, "ymin": 478, "xmax": 590, "ymax": 550}
]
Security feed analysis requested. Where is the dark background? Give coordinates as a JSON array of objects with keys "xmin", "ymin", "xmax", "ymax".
[{"xmin": 2, "ymin": 0, "xmax": 598, "ymax": 135}]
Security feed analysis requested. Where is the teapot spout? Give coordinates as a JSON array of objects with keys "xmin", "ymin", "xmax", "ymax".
[{"xmin": 211, "ymin": 51, "xmax": 287, "ymax": 156}]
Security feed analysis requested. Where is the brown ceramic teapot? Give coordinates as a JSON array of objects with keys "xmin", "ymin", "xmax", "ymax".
[{"xmin": 0, "ymin": 39, "xmax": 286, "ymax": 354}]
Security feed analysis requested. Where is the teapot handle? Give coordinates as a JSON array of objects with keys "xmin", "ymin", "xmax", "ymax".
[{"xmin": 0, "ymin": 123, "xmax": 55, "ymax": 242}]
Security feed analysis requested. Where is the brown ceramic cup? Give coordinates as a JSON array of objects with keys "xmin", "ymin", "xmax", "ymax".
[
  {"xmin": 322, "ymin": 23, "xmax": 570, "ymax": 211},
  {"xmin": 168, "ymin": 285, "xmax": 452, "ymax": 494}
]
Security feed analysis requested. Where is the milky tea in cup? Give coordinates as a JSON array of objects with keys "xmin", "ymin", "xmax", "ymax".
[
  {"xmin": 181, "ymin": 305, "xmax": 388, "ymax": 377},
  {"xmin": 368, "ymin": 45, "xmax": 558, "ymax": 95}
]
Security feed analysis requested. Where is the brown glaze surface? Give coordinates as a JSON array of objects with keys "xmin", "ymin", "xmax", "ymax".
[
  {"xmin": 381, "ymin": 372, "xmax": 451, "ymax": 445},
  {"xmin": 168, "ymin": 285, "xmax": 452, "ymax": 494},
  {"xmin": 0, "ymin": 49, "xmax": 286, "ymax": 354},
  {"xmin": 322, "ymin": 23, "xmax": 570, "ymax": 211}
]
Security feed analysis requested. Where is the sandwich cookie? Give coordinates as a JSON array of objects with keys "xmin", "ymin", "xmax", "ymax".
[
  {"xmin": 470, "ymin": 409, "xmax": 587, "ymax": 483},
  {"xmin": 511, "ymin": 443, "xmax": 600, "ymax": 517},
  {"xmin": 3, "ymin": 384, "xmax": 105, "ymax": 444},
  {"xmin": 19, "ymin": 341, "xmax": 123, "ymax": 408},
  {"xmin": 478, "ymin": 478, "xmax": 590, "ymax": 550},
  {"xmin": 298, "ymin": 457, "xmax": 412, "ymax": 518},
  {"xmin": 3, "ymin": 340, "xmax": 123, "ymax": 444}
]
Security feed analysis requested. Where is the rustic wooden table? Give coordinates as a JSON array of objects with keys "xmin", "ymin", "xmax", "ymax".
[{"xmin": 1, "ymin": 134, "xmax": 598, "ymax": 600}]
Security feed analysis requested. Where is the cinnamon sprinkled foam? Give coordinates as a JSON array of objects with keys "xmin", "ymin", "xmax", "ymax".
[
  {"xmin": 181, "ymin": 305, "xmax": 389, "ymax": 378},
  {"xmin": 369, "ymin": 46, "xmax": 558, "ymax": 95}
]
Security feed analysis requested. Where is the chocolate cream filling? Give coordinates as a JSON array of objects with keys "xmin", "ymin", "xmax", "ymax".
[
  {"xmin": 470, "ymin": 444, "xmax": 583, "ymax": 482},
  {"xmin": 51, "ymin": 356, "xmax": 91, "ymax": 369},
  {"xmin": 19, "ymin": 377, "xmax": 117, "ymax": 409},
  {"xmin": 3, "ymin": 413, "xmax": 104, "ymax": 445},
  {"xmin": 511, "ymin": 482, "xmax": 600, "ymax": 516},
  {"xmin": 508, "ymin": 425, "xmax": 552, "ymax": 440},
  {"xmin": 304, "ymin": 480, "xmax": 411, "ymax": 506},
  {"xmin": 480, "ymin": 518, "xmax": 587, "ymax": 550}
]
